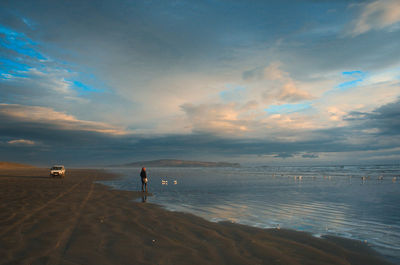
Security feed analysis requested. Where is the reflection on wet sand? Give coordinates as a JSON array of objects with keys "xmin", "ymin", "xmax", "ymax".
[
  {"xmin": 141, "ymin": 192, "xmax": 147, "ymax": 203},
  {"xmin": 105, "ymin": 165, "xmax": 400, "ymax": 263}
]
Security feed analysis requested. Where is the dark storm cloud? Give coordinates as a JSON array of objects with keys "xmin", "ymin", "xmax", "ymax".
[
  {"xmin": 274, "ymin": 153, "xmax": 295, "ymax": 159},
  {"xmin": 302, "ymin": 153, "xmax": 319, "ymax": 158},
  {"xmin": 2, "ymin": 99, "xmax": 399, "ymax": 166},
  {"xmin": 345, "ymin": 97, "xmax": 400, "ymax": 136}
]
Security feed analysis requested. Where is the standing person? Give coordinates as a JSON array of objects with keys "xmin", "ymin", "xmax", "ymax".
[{"xmin": 140, "ymin": 167, "xmax": 148, "ymax": 192}]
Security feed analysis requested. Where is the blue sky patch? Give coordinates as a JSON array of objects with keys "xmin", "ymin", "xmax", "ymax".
[
  {"xmin": 342, "ymin": 70, "xmax": 363, "ymax": 76},
  {"xmin": 0, "ymin": 23, "xmax": 107, "ymax": 96},
  {"xmin": 0, "ymin": 58, "xmax": 30, "ymax": 72},
  {"xmin": 0, "ymin": 25, "xmax": 20, "ymax": 37},
  {"xmin": 0, "ymin": 24, "xmax": 45, "ymax": 60},
  {"xmin": 219, "ymin": 85, "xmax": 246, "ymax": 101},
  {"xmin": 265, "ymin": 103, "xmax": 312, "ymax": 114},
  {"xmin": 336, "ymin": 70, "xmax": 366, "ymax": 91},
  {"xmin": 71, "ymin": 80, "xmax": 101, "ymax": 94},
  {"xmin": 0, "ymin": 58, "xmax": 31, "ymax": 79}
]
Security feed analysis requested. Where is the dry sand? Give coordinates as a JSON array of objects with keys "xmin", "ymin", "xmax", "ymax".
[{"xmin": 0, "ymin": 168, "xmax": 393, "ymax": 265}]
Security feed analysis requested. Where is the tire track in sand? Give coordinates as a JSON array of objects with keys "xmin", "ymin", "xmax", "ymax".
[
  {"xmin": 0, "ymin": 179, "xmax": 85, "ymax": 237},
  {"xmin": 45, "ymin": 175, "xmax": 97, "ymax": 265}
]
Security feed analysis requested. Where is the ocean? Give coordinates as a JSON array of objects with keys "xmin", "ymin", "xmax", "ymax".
[{"xmin": 100, "ymin": 165, "xmax": 400, "ymax": 264}]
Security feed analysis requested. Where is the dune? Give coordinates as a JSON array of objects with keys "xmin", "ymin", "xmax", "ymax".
[{"xmin": 0, "ymin": 161, "xmax": 36, "ymax": 169}]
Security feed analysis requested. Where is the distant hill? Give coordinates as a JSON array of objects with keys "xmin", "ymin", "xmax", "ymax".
[
  {"xmin": 109, "ymin": 159, "xmax": 240, "ymax": 168},
  {"xmin": 0, "ymin": 162, "xmax": 36, "ymax": 169}
]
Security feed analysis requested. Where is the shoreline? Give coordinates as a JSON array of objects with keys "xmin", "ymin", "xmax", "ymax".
[{"xmin": 0, "ymin": 168, "xmax": 393, "ymax": 265}]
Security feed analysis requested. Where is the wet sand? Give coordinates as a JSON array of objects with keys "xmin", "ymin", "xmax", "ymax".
[{"xmin": 0, "ymin": 168, "xmax": 393, "ymax": 265}]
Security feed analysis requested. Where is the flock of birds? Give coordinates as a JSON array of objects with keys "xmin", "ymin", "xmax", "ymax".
[
  {"xmin": 276, "ymin": 174, "xmax": 399, "ymax": 183},
  {"xmin": 360, "ymin": 175, "xmax": 397, "ymax": 182},
  {"xmin": 161, "ymin": 178, "xmax": 178, "ymax": 185},
  {"xmin": 159, "ymin": 175, "xmax": 398, "ymax": 185}
]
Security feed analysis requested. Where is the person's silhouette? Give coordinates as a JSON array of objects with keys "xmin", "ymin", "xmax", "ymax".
[{"xmin": 140, "ymin": 167, "xmax": 148, "ymax": 192}]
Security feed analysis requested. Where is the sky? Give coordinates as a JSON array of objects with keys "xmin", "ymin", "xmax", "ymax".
[{"xmin": 0, "ymin": 0, "xmax": 399, "ymax": 166}]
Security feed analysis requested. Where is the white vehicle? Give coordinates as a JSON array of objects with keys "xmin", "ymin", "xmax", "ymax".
[{"xmin": 50, "ymin": 165, "xmax": 66, "ymax": 178}]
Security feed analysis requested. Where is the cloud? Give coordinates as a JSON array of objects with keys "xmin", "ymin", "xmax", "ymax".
[
  {"xmin": 8, "ymin": 139, "xmax": 35, "ymax": 145},
  {"xmin": 0, "ymin": 104, "xmax": 126, "ymax": 135},
  {"xmin": 302, "ymin": 153, "xmax": 319, "ymax": 158},
  {"xmin": 348, "ymin": 0, "xmax": 400, "ymax": 36},
  {"xmin": 244, "ymin": 62, "xmax": 314, "ymax": 103},
  {"xmin": 6, "ymin": 67, "xmax": 74, "ymax": 94},
  {"xmin": 276, "ymin": 80, "xmax": 313, "ymax": 102},
  {"xmin": 180, "ymin": 100, "xmax": 330, "ymax": 141},
  {"xmin": 345, "ymin": 97, "xmax": 400, "ymax": 136},
  {"xmin": 180, "ymin": 102, "xmax": 256, "ymax": 136},
  {"xmin": 274, "ymin": 153, "xmax": 295, "ymax": 159},
  {"xmin": 0, "ymin": 99, "xmax": 399, "ymax": 165},
  {"xmin": 0, "ymin": 0, "xmax": 399, "ymax": 165}
]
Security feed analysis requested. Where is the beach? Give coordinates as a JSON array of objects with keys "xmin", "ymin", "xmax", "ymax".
[{"xmin": 0, "ymin": 168, "xmax": 393, "ymax": 265}]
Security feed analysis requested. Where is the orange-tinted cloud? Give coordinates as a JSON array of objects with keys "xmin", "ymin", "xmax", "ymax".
[
  {"xmin": 348, "ymin": 0, "xmax": 400, "ymax": 36},
  {"xmin": 0, "ymin": 104, "xmax": 126, "ymax": 135}
]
